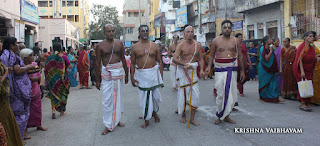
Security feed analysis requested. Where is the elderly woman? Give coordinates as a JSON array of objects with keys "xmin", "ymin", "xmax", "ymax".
[
  {"xmin": 0, "ymin": 37, "xmax": 36, "ymax": 140},
  {"xmin": 293, "ymin": 32, "xmax": 319, "ymax": 111},
  {"xmin": 258, "ymin": 36, "xmax": 282, "ymax": 103},
  {"xmin": 45, "ymin": 42, "xmax": 72, "ymax": 119},
  {"xmin": 19, "ymin": 49, "xmax": 47, "ymax": 139}
]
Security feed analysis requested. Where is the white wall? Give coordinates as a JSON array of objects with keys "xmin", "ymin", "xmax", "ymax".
[{"xmin": 244, "ymin": 2, "xmax": 282, "ymax": 40}]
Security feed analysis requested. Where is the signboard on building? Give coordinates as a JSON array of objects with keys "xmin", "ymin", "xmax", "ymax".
[
  {"xmin": 165, "ymin": 20, "xmax": 175, "ymax": 25},
  {"xmin": 15, "ymin": 20, "xmax": 25, "ymax": 42},
  {"xmin": 202, "ymin": 12, "xmax": 215, "ymax": 24},
  {"xmin": 176, "ymin": 6, "xmax": 188, "ymax": 28},
  {"xmin": 20, "ymin": 0, "xmax": 39, "ymax": 24},
  {"xmin": 232, "ymin": 20, "xmax": 243, "ymax": 31}
]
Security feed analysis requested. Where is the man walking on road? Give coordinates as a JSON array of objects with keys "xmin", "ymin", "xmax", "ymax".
[
  {"xmin": 205, "ymin": 20, "xmax": 246, "ymax": 124},
  {"xmin": 173, "ymin": 26, "xmax": 205, "ymax": 126},
  {"xmin": 130, "ymin": 25, "xmax": 163, "ymax": 129},
  {"xmin": 168, "ymin": 35, "xmax": 179, "ymax": 91},
  {"xmin": 95, "ymin": 24, "xmax": 129, "ymax": 135}
]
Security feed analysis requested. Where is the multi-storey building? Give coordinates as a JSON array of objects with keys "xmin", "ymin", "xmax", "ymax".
[
  {"xmin": 0, "ymin": 0, "xmax": 40, "ymax": 48},
  {"xmin": 38, "ymin": 0, "xmax": 89, "ymax": 45},
  {"xmin": 123, "ymin": 0, "xmax": 149, "ymax": 47}
]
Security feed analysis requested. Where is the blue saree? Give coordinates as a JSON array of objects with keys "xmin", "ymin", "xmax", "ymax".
[
  {"xmin": 68, "ymin": 54, "xmax": 78, "ymax": 87},
  {"xmin": 258, "ymin": 46, "xmax": 279, "ymax": 103}
]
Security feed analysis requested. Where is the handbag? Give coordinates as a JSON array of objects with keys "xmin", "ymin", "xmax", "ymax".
[{"xmin": 297, "ymin": 79, "xmax": 314, "ymax": 98}]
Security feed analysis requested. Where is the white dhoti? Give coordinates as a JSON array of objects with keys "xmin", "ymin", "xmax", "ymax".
[
  {"xmin": 169, "ymin": 58, "xmax": 178, "ymax": 88},
  {"xmin": 214, "ymin": 58, "xmax": 238, "ymax": 120},
  {"xmin": 177, "ymin": 62, "xmax": 200, "ymax": 114},
  {"xmin": 101, "ymin": 62, "xmax": 124, "ymax": 131},
  {"xmin": 135, "ymin": 64, "xmax": 163, "ymax": 120}
]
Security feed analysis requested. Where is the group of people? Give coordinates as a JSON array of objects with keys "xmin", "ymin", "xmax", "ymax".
[
  {"xmin": 257, "ymin": 31, "xmax": 320, "ymax": 112},
  {"xmin": 1, "ymin": 18, "xmax": 319, "ymax": 145},
  {"xmin": 0, "ymin": 37, "xmax": 99, "ymax": 145}
]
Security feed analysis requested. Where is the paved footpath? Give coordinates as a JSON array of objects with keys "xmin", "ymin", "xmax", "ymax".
[{"xmin": 25, "ymin": 71, "xmax": 319, "ymax": 146}]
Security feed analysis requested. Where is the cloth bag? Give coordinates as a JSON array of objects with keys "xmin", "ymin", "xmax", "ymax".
[{"xmin": 298, "ymin": 79, "xmax": 314, "ymax": 98}]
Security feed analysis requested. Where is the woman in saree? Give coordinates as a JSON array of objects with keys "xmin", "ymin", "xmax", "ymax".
[
  {"xmin": 67, "ymin": 46, "xmax": 78, "ymax": 87},
  {"xmin": 310, "ymin": 31, "xmax": 320, "ymax": 105},
  {"xmin": 20, "ymin": 49, "xmax": 47, "ymax": 139},
  {"xmin": 273, "ymin": 38, "xmax": 283, "ymax": 94},
  {"xmin": 0, "ymin": 37, "xmax": 37, "ymax": 140},
  {"xmin": 258, "ymin": 36, "xmax": 283, "ymax": 103},
  {"xmin": 279, "ymin": 38, "xmax": 298, "ymax": 100},
  {"xmin": 0, "ymin": 59, "xmax": 23, "ymax": 146},
  {"xmin": 45, "ymin": 42, "xmax": 72, "ymax": 119},
  {"xmin": 293, "ymin": 31, "xmax": 318, "ymax": 111}
]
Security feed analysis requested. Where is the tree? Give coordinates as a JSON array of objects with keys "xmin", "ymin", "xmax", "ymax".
[{"xmin": 89, "ymin": 4, "xmax": 122, "ymax": 40}]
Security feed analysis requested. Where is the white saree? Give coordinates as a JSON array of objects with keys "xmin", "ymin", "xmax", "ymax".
[
  {"xmin": 135, "ymin": 64, "xmax": 163, "ymax": 120},
  {"xmin": 214, "ymin": 58, "xmax": 238, "ymax": 120},
  {"xmin": 101, "ymin": 62, "xmax": 124, "ymax": 131},
  {"xmin": 177, "ymin": 62, "xmax": 200, "ymax": 114}
]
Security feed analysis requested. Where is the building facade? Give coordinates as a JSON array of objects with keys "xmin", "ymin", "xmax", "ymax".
[
  {"xmin": 38, "ymin": 0, "xmax": 89, "ymax": 44},
  {"xmin": 38, "ymin": 18, "xmax": 79, "ymax": 49},
  {"xmin": 0, "ymin": 0, "xmax": 40, "ymax": 48},
  {"xmin": 123, "ymin": 0, "xmax": 150, "ymax": 47}
]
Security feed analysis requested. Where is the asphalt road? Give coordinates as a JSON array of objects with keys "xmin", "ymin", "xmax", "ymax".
[{"xmin": 25, "ymin": 71, "xmax": 320, "ymax": 146}]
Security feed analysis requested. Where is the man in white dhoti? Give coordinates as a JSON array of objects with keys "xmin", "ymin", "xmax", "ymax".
[
  {"xmin": 168, "ymin": 35, "xmax": 179, "ymax": 91},
  {"xmin": 95, "ymin": 24, "xmax": 129, "ymax": 135},
  {"xmin": 131, "ymin": 25, "xmax": 163, "ymax": 128},
  {"xmin": 205, "ymin": 20, "xmax": 246, "ymax": 124},
  {"xmin": 173, "ymin": 26, "xmax": 205, "ymax": 126}
]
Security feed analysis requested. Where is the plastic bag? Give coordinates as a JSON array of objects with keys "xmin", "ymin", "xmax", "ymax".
[{"xmin": 298, "ymin": 79, "xmax": 314, "ymax": 98}]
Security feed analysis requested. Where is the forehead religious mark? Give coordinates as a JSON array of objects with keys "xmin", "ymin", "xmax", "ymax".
[{"xmin": 223, "ymin": 23, "xmax": 232, "ymax": 28}]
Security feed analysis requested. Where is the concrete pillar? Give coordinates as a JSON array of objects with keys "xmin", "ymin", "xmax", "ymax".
[
  {"xmin": 254, "ymin": 23, "xmax": 258, "ymax": 39},
  {"xmin": 263, "ymin": 22, "xmax": 267, "ymax": 36}
]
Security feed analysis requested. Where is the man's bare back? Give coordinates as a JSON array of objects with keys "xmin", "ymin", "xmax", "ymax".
[
  {"xmin": 212, "ymin": 36, "xmax": 238, "ymax": 58},
  {"xmin": 131, "ymin": 41, "xmax": 159, "ymax": 69}
]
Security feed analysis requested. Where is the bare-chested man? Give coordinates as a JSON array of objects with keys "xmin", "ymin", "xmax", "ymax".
[
  {"xmin": 95, "ymin": 24, "xmax": 129, "ymax": 135},
  {"xmin": 131, "ymin": 25, "xmax": 163, "ymax": 128},
  {"xmin": 168, "ymin": 35, "xmax": 179, "ymax": 91},
  {"xmin": 205, "ymin": 20, "xmax": 246, "ymax": 125},
  {"xmin": 173, "ymin": 26, "xmax": 205, "ymax": 126}
]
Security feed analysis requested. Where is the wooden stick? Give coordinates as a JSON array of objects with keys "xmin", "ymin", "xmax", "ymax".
[{"xmin": 187, "ymin": 69, "xmax": 194, "ymax": 128}]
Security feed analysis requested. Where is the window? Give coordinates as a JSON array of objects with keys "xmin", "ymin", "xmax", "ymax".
[
  {"xmin": 63, "ymin": 15, "xmax": 67, "ymax": 19},
  {"xmin": 38, "ymin": 1, "xmax": 48, "ymax": 7},
  {"xmin": 49, "ymin": 1, "xmax": 53, "ymax": 7},
  {"xmin": 248, "ymin": 25, "xmax": 254, "ymax": 40},
  {"xmin": 75, "ymin": 15, "xmax": 79, "ymax": 22},
  {"xmin": 62, "ymin": 0, "xmax": 66, "ymax": 7},
  {"xmin": 75, "ymin": 0, "xmax": 79, "ymax": 6},
  {"xmin": 267, "ymin": 21, "xmax": 278, "ymax": 39},
  {"xmin": 67, "ymin": 1, "xmax": 74, "ymax": 7},
  {"xmin": 67, "ymin": 15, "xmax": 74, "ymax": 21},
  {"xmin": 134, "ymin": 12, "xmax": 139, "ymax": 17},
  {"xmin": 141, "ymin": 12, "xmax": 145, "ymax": 17},
  {"xmin": 128, "ymin": 12, "xmax": 133, "ymax": 17},
  {"xmin": 127, "ymin": 28, "xmax": 133, "ymax": 34}
]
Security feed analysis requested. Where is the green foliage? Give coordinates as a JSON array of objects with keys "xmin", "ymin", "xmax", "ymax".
[{"xmin": 89, "ymin": 4, "xmax": 122, "ymax": 40}]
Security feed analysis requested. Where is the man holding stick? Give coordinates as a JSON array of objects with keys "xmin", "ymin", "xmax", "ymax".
[{"xmin": 173, "ymin": 26, "xmax": 205, "ymax": 126}]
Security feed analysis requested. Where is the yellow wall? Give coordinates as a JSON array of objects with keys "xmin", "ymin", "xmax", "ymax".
[
  {"xmin": 215, "ymin": 18, "xmax": 243, "ymax": 37},
  {"xmin": 148, "ymin": 0, "xmax": 159, "ymax": 37},
  {"xmin": 38, "ymin": 0, "xmax": 89, "ymax": 40}
]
